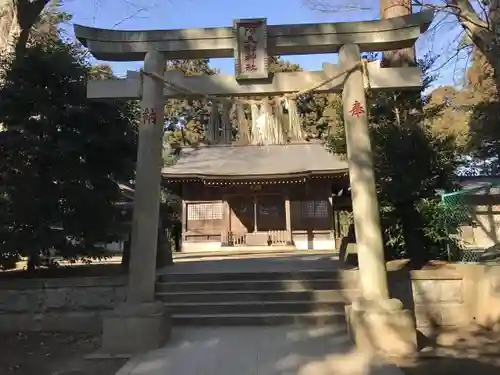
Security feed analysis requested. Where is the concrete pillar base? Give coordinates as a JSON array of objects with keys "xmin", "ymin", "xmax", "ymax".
[
  {"xmin": 101, "ymin": 301, "xmax": 171, "ymax": 355},
  {"xmin": 346, "ymin": 298, "xmax": 417, "ymax": 357}
]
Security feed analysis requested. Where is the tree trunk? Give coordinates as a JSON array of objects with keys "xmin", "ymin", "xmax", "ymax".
[
  {"xmin": 380, "ymin": 0, "xmax": 415, "ymax": 67},
  {"xmin": 394, "ymin": 201, "xmax": 427, "ymax": 267},
  {"xmin": 26, "ymin": 250, "xmax": 40, "ymax": 273},
  {"xmin": 0, "ymin": 0, "xmax": 49, "ymax": 57},
  {"xmin": 473, "ymin": 39, "xmax": 500, "ymax": 97},
  {"xmin": 448, "ymin": 0, "xmax": 500, "ymax": 95},
  {"xmin": 0, "ymin": 0, "xmax": 21, "ymax": 56}
]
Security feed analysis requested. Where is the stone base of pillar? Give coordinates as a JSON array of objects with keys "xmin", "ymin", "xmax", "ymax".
[
  {"xmin": 345, "ymin": 298, "xmax": 417, "ymax": 357},
  {"xmin": 101, "ymin": 301, "xmax": 171, "ymax": 355}
]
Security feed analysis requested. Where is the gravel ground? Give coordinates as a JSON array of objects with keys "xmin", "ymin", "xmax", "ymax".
[
  {"xmin": 0, "ymin": 332, "xmax": 126, "ymax": 375},
  {"xmin": 1, "ymin": 328, "xmax": 500, "ymax": 375}
]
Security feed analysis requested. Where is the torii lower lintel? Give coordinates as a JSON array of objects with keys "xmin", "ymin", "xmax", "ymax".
[{"xmin": 87, "ymin": 62, "xmax": 422, "ymax": 100}]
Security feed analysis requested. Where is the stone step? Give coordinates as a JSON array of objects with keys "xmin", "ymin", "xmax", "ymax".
[
  {"xmin": 156, "ymin": 289, "xmax": 358, "ymax": 303},
  {"xmin": 157, "ymin": 270, "xmax": 354, "ymax": 283},
  {"xmin": 156, "ymin": 279, "xmax": 344, "ymax": 293},
  {"xmin": 163, "ymin": 300, "xmax": 346, "ymax": 315},
  {"xmin": 171, "ymin": 312, "xmax": 349, "ymax": 326}
]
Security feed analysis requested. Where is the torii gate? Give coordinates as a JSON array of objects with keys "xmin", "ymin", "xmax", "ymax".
[{"xmin": 75, "ymin": 10, "xmax": 433, "ymax": 356}]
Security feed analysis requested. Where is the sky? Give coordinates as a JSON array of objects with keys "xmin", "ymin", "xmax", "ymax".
[{"xmin": 61, "ymin": 0, "xmax": 466, "ymax": 88}]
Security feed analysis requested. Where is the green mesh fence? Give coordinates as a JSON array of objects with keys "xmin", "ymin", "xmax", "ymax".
[{"xmin": 440, "ymin": 182, "xmax": 500, "ymax": 262}]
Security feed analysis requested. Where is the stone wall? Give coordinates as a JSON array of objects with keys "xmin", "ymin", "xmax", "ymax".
[
  {"xmin": 0, "ymin": 276, "xmax": 127, "ymax": 332},
  {"xmin": 388, "ymin": 268, "xmax": 467, "ymax": 329},
  {"xmin": 342, "ymin": 265, "xmax": 500, "ymax": 330},
  {"xmin": 388, "ymin": 265, "xmax": 500, "ymax": 330},
  {"xmin": 1, "ymin": 265, "xmax": 499, "ymax": 332},
  {"xmin": 459, "ymin": 265, "xmax": 500, "ymax": 328}
]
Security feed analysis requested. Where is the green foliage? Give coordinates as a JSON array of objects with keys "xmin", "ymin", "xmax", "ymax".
[
  {"xmin": 381, "ymin": 199, "xmax": 461, "ymax": 261},
  {"xmin": 0, "ymin": 40, "xmax": 138, "ymax": 270},
  {"xmin": 29, "ymin": 0, "xmax": 71, "ymax": 47},
  {"xmin": 298, "ymin": 93, "xmax": 342, "ymax": 139},
  {"xmin": 164, "ymin": 59, "xmax": 218, "ymax": 147},
  {"xmin": 326, "ymin": 55, "xmax": 461, "ymax": 263},
  {"xmin": 269, "ymin": 56, "xmax": 339, "ymax": 140},
  {"xmin": 427, "ymin": 49, "xmax": 500, "ymax": 175},
  {"xmin": 268, "ymin": 57, "xmax": 301, "ymax": 73}
]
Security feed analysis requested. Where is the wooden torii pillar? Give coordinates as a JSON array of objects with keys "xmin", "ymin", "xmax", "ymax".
[{"xmin": 74, "ymin": 10, "xmax": 433, "ymax": 356}]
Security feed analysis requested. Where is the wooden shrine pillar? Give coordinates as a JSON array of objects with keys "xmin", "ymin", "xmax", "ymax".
[
  {"xmin": 285, "ymin": 196, "xmax": 293, "ymax": 245},
  {"xmin": 253, "ymin": 195, "xmax": 258, "ymax": 233},
  {"xmin": 181, "ymin": 201, "xmax": 188, "ymax": 237},
  {"xmin": 222, "ymin": 200, "xmax": 231, "ymax": 245},
  {"xmin": 329, "ymin": 194, "xmax": 340, "ymax": 250}
]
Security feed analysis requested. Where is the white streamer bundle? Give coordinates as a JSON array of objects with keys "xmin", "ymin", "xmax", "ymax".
[
  {"xmin": 273, "ymin": 100, "xmax": 287, "ymax": 144},
  {"xmin": 284, "ymin": 98, "xmax": 303, "ymax": 141},
  {"xmin": 207, "ymin": 102, "xmax": 221, "ymax": 144},
  {"xmin": 235, "ymin": 102, "xmax": 251, "ymax": 144},
  {"xmin": 250, "ymin": 103, "xmax": 262, "ymax": 145}
]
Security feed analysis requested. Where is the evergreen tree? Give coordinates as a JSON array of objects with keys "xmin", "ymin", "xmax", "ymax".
[{"xmin": 0, "ymin": 39, "xmax": 138, "ymax": 270}]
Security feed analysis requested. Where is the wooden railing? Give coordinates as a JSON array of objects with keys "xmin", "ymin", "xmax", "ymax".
[
  {"xmin": 232, "ymin": 233, "xmax": 246, "ymax": 246},
  {"xmin": 268, "ymin": 230, "xmax": 288, "ymax": 246},
  {"xmin": 221, "ymin": 231, "xmax": 245, "ymax": 246},
  {"xmin": 221, "ymin": 231, "xmax": 289, "ymax": 247}
]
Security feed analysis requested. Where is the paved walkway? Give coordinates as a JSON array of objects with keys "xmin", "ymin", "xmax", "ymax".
[
  {"xmin": 162, "ymin": 251, "xmax": 350, "ymax": 275},
  {"xmin": 115, "ymin": 326, "xmax": 404, "ymax": 375},
  {"xmin": 115, "ymin": 252, "xmax": 399, "ymax": 375}
]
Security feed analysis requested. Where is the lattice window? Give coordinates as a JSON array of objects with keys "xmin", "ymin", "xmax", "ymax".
[
  {"xmin": 187, "ymin": 202, "xmax": 224, "ymax": 220},
  {"xmin": 258, "ymin": 198, "xmax": 281, "ymax": 216},
  {"xmin": 300, "ymin": 200, "xmax": 329, "ymax": 218}
]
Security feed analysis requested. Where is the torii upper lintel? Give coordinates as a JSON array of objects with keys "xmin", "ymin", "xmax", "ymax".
[{"xmin": 74, "ymin": 10, "xmax": 433, "ymax": 63}]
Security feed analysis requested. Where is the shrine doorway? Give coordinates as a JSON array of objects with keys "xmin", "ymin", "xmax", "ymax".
[
  {"xmin": 228, "ymin": 194, "xmax": 286, "ymax": 233},
  {"xmin": 256, "ymin": 195, "xmax": 286, "ymax": 232}
]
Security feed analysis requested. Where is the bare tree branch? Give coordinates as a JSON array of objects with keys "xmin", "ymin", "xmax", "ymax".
[
  {"xmin": 89, "ymin": 0, "xmax": 159, "ymax": 29},
  {"xmin": 302, "ymin": 0, "xmax": 373, "ymax": 12},
  {"xmin": 303, "ymin": 0, "xmax": 499, "ymax": 87},
  {"xmin": 112, "ymin": 6, "xmax": 149, "ymax": 28}
]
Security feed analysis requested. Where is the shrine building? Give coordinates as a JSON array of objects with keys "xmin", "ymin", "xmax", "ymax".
[{"xmin": 163, "ymin": 141, "xmax": 352, "ymax": 252}]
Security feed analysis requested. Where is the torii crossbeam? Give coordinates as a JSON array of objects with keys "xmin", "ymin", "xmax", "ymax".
[{"xmin": 87, "ymin": 61, "xmax": 422, "ymax": 100}]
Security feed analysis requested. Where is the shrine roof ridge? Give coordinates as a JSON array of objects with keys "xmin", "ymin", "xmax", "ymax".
[{"xmin": 74, "ymin": 10, "xmax": 433, "ymax": 61}]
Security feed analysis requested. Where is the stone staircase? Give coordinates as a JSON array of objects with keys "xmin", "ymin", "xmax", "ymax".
[{"xmin": 155, "ymin": 270, "xmax": 358, "ymax": 326}]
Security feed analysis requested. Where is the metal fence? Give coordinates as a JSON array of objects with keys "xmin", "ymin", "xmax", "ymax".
[{"xmin": 440, "ymin": 182, "xmax": 500, "ymax": 263}]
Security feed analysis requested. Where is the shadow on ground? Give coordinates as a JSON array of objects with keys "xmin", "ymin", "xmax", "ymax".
[
  {"xmin": 114, "ymin": 324, "xmax": 500, "ymax": 375},
  {"xmin": 0, "ymin": 332, "xmax": 127, "ymax": 375},
  {"xmin": 117, "ymin": 325, "xmax": 356, "ymax": 375}
]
